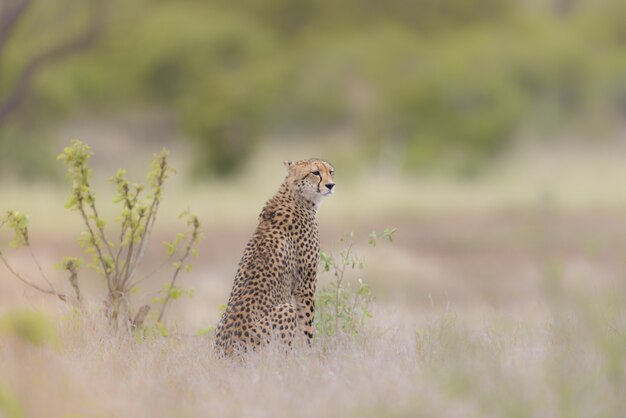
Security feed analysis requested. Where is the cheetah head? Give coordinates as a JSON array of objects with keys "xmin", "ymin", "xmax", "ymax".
[{"xmin": 284, "ymin": 158, "xmax": 335, "ymax": 208}]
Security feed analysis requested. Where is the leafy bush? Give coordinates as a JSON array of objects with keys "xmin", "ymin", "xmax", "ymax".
[
  {"xmin": 315, "ymin": 228, "xmax": 396, "ymax": 338},
  {"xmin": 0, "ymin": 141, "xmax": 202, "ymax": 332}
]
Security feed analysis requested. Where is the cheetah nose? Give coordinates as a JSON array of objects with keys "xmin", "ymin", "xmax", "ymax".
[{"xmin": 325, "ymin": 183, "xmax": 335, "ymax": 191}]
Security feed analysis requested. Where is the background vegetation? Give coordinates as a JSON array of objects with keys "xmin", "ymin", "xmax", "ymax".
[{"xmin": 1, "ymin": 0, "xmax": 625, "ymax": 176}]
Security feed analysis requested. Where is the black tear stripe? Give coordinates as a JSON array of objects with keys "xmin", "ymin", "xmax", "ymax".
[
  {"xmin": 302, "ymin": 170, "xmax": 323, "ymax": 192},
  {"xmin": 314, "ymin": 167, "xmax": 323, "ymax": 192}
]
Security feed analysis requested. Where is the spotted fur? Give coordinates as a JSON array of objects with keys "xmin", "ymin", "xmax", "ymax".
[{"xmin": 214, "ymin": 158, "xmax": 335, "ymax": 357}]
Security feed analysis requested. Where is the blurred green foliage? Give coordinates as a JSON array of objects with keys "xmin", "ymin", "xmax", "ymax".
[
  {"xmin": 1, "ymin": 0, "xmax": 625, "ymax": 176},
  {"xmin": 0, "ymin": 309, "xmax": 58, "ymax": 347},
  {"xmin": 0, "ymin": 382, "xmax": 24, "ymax": 418}
]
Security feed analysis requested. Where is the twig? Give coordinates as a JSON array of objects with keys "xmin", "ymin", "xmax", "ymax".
[
  {"xmin": 113, "ymin": 182, "xmax": 131, "ymax": 279},
  {"xmin": 156, "ymin": 216, "xmax": 199, "ymax": 322},
  {"xmin": 27, "ymin": 244, "xmax": 58, "ymax": 295},
  {"xmin": 129, "ymin": 252, "xmax": 175, "ymax": 289},
  {"xmin": 88, "ymin": 196, "xmax": 116, "ymax": 271},
  {"xmin": 114, "ymin": 216, "xmax": 129, "ymax": 279},
  {"xmin": 0, "ymin": 0, "xmax": 33, "ymax": 60},
  {"xmin": 0, "ymin": 0, "xmax": 106, "ymax": 125},
  {"xmin": 65, "ymin": 260, "xmax": 81, "ymax": 303},
  {"xmin": 331, "ymin": 241, "xmax": 354, "ymax": 334},
  {"xmin": 0, "ymin": 250, "xmax": 67, "ymax": 302},
  {"xmin": 131, "ymin": 305, "xmax": 150, "ymax": 330},
  {"xmin": 77, "ymin": 197, "xmax": 113, "ymax": 294},
  {"xmin": 78, "ymin": 165, "xmax": 116, "ymax": 273},
  {"xmin": 127, "ymin": 155, "xmax": 167, "ymax": 282},
  {"xmin": 120, "ymin": 206, "xmax": 145, "ymax": 288},
  {"xmin": 127, "ymin": 200, "xmax": 159, "ymax": 282}
]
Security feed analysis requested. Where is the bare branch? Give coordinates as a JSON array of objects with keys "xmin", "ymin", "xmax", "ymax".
[
  {"xmin": 77, "ymin": 197, "xmax": 113, "ymax": 294},
  {"xmin": 0, "ymin": 250, "xmax": 67, "ymax": 302},
  {"xmin": 127, "ymin": 156, "xmax": 168, "ymax": 281},
  {"xmin": 131, "ymin": 305, "xmax": 150, "ymax": 330},
  {"xmin": 0, "ymin": 0, "xmax": 33, "ymax": 58},
  {"xmin": 88, "ymin": 197, "xmax": 116, "ymax": 272},
  {"xmin": 64, "ymin": 260, "xmax": 81, "ymax": 304},
  {"xmin": 156, "ymin": 216, "xmax": 200, "ymax": 322},
  {"xmin": 127, "ymin": 199, "xmax": 159, "ymax": 282},
  {"xmin": 129, "ymin": 252, "xmax": 174, "ymax": 290},
  {"xmin": 0, "ymin": 0, "xmax": 107, "ymax": 125},
  {"xmin": 120, "ymin": 201, "xmax": 146, "ymax": 288},
  {"xmin": 113, "ymin": 182, "xmax": 131, "ymax": 279},
  {"xmin": 27, "ymin": 244, "xmax": 57, "ymax": 295}
]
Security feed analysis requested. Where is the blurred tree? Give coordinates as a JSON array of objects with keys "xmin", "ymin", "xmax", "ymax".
[
  {"xmin": 119, "ymin": 4, "xmax": 286, "ymax": 176},
  {"xmin": 0, "ymin": 0, "xmax": 107, "ymax": 128},
  {"xmin": 222, "ymin": 0, "xmax": 516, "ymax": 36},
  {"xmin": 0, "ymin": 0, "xmax": 624, "ymax": 178},
  {"xmin": 222, "ymin": 0, "xmax": 321, "ymax": 37}
]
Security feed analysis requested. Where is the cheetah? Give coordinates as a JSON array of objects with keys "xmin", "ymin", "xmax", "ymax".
[{"xmin": 214, "ymin": 158, "xmax": 335, "ymax": 357}]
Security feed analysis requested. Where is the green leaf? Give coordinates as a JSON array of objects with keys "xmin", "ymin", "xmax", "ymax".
[
  {"xmin": 61, "ymin": 256, "xmax": 84, "ymax": 270},
  {"xmin": 169, "ymin": 286, "xmax": 182, "ymax": 300},
  {"xmin": 368, "ymin": 231, "xmax": 377, "ymax": 247},
  {"xmin": 383, "ymin": 227, "xmax": 397, "ymax": 242},
  {"xmin": 319, "ymin": 250, "xmax": 333, "ymax": 272},
  {"xmin": 172, "ymin": 232, "xmax": 186, "ymax": 247},
  {"xmin": 155, "ymin": 322, "xmax": 169, "ymax": 337},
  {"xmin": 196, "ymin": 326, "xmax": 214, "ymax": 336},
  {"xmin": 3, "ymin": 211, "xmax": 30, "ymax": 248},
  {"xmin": 163, "ymin": 241, "xmax": 175, "ymax": 256}
]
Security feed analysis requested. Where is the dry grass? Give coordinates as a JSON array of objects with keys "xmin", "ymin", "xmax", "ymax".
[
  {"xmin": 2, "ymin": 217, "xmax": 626, "ymax": 418},
  {"xmin": 1, "ymin": 287, "xmax": 625, "ymax": 418}
]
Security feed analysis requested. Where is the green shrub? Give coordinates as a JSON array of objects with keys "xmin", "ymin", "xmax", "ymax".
[
  {"xmin": 0, "ymin": 141, "xmax": 202, "ymax": 332},
  {"xmin": 0, "ymin": 309, "xmax": 58, "ymax": 347},
  {"xmin": 315, "ymin": 228, "xmax": 396, "ymax": 338}
]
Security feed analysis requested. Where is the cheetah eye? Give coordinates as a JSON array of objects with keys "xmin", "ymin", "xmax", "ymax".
[
  {"xmin": 311, "ymin": 170, "xmax": 320, "ymax": 176},
  {"xmin": 329, "ymin": 170, "xmax": 334, "ymax": 176}
]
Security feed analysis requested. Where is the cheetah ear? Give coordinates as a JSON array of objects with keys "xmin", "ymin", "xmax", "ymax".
[{"xmin": 283, "ymin": 160, "xmax": 294, "ymax": 170}]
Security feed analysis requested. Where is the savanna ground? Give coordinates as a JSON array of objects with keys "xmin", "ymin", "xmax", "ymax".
[{"xmin": 1, "ymin": 139, "xmax": 626, "ymax": 418}]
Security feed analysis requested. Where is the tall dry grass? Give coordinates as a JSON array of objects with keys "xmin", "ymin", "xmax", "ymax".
[{"xmin": 1, "ymin": 281, "xmax": 625, "ymax": 418}]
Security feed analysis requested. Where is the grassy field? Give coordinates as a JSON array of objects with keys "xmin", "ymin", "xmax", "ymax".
[
  {"xmin": 1, "ymin": 288, "xmax": 625, "ymax": 418},
  {"xmin": 1, "ymin": 141, "xmax": 626, "ymax": 417}
]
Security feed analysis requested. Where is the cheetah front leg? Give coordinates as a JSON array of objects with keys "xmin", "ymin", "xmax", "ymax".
[
  {"xmin": 261, "ymin": 303, "xmax": 297, "ymax": 350},
  {"xmin": 294, "ymin": 263, "xmax": 317, "ymax": 344}
]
